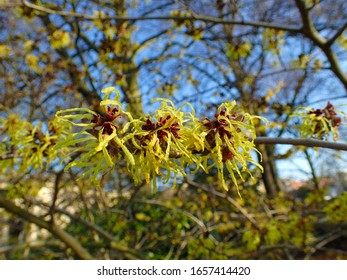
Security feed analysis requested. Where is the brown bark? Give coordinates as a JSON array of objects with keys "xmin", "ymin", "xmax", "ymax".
[
  {"xmin": 0, "ymin": 194, "xmax": 93, "ymax": 260},
  {"xmin": 257, "ymin": 144, "xmax": 283, "ymax": 198},
  {"xmin": 294, "ymin": 0, "xmax": 347, "ymax": 91},
  {"xmin": 121, "ymin": 59, "xmax": 144, "ymax": 118}
]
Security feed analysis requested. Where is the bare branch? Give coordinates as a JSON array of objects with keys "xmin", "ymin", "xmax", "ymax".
[
  {"xmin": 0, "ymin": 194, "xmax": 93, "ymax": 260},
  {"xmin": 254, "ymin": 137, "xmax": 347, "ymax": 151},
  {"xmin": 294, "ymin": 0, "xmax": 347, "ymax": 91},
  {"xmin": 18, "ymin": 0, "xmax": 300, "ymax": 33},
  {"xmin": 326, "ymin": 22, "xmax": 347, "ymax": 47},
  {"xmin": 0, "ymin": 240, "xmax": 61, "ymax": 254},
  {"xmin": 186, "ymin": 177, "xmax": 261, "ymax": 230},
  {"xmin": 27, "ymin": 196, "xmax": 142, "ymax": 259}
]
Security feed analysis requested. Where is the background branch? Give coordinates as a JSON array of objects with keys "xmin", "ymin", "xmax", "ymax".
[
  {"xmin": 0, "ymin": 194, "xmax": 93, "ymax": 260},
  {"xmin": 17, "ymin": 0, "xmax": 300, "ymax": 33},
  {"xmin": 254, "ymin": 137, "xmax": 347, "ymax": 151}
]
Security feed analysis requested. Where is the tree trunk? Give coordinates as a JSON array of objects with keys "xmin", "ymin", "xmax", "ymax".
[
  {"xmin": 121, "ymin": 59, "xmax": 143, "ymax": 118},
  {"xmin": 304, "ymin": 149, "xmax": 320, "ymax": 190},
  {"xmin": 257, "ymin": 144, "xmax": 283, "ymax": 198}
]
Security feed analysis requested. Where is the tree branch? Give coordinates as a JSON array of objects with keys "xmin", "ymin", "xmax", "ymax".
[
  {"xmin": 186, "ymin": 177, "xmax": 261, "ymax": 230},
  {"xmin": 294, "ymin": 0, "xmax": 347, "ymax": 91},
  {"xmin": 19, "ymin": 0, "xmax": 300, "ymax": 33},
  {"xmin": 0, "ymin": 240, "xmax": 61, "ymax": 254},
  {"xmin": 326, "ymin": 22, "xmax": 347, "ymax": 47},
  {"xmin": 254, "ymin": 137, "xmax": 347, "ymax": 151},
  {"xmin": 38, "ymin": 14, "xmax": 102, "ymax": 112},
  {"xmin": 26, "ymin": 196, "xmax": 142, "ymax": 259},
  {"xmin": 0, "ymin": 194, "xmax": 93, "ymax": 260}
]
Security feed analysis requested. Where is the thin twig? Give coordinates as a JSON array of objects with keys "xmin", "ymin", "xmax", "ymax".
[
  {"xmin": 0, "ymin": 195, "xmax": 93, "ymax": 260},
  {"xmin": 305, "ymin": 231, "xmax": 346, "ymax": 259},
  {"xmin": 186, "ymin": 177, "xmax": 260, "ymax": 230},
  {"xmin": 17, "ymin": 0, "xmax": 300, "ymax": 33}
]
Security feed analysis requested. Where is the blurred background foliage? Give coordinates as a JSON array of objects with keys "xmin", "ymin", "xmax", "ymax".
[{"xmin": 0, "ymin": 0, "xmax": 347, "ymax": 259}]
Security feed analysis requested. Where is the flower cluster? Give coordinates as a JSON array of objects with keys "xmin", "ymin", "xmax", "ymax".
[
  {"xmin": 199, "ymin": 102, "xmax": 263, "ymax": 193},
  {"xmin": 309, "ymin": 102, "xmax": 342, "ymax": 130},
  {"xmin": 0, "ymin": 111, "xmax": 65, "ymax": 173},
  {"xmin": 293, "ymin": 102, "xmax": 344, "ymax": 140},
  {"xmin": 53, "ymin": 87, "xmax": 263, "ymax": 193},
  {"xmin": 202, "ymin": 109, "xmax": 245, "ymax": 162},
  {"xmin": 91, "ymin": 106, "xmax": 121, "ymax": 134},
  {"xmin": 123, "ymin": 99, "xmax": 201, "ymax": 190}
]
